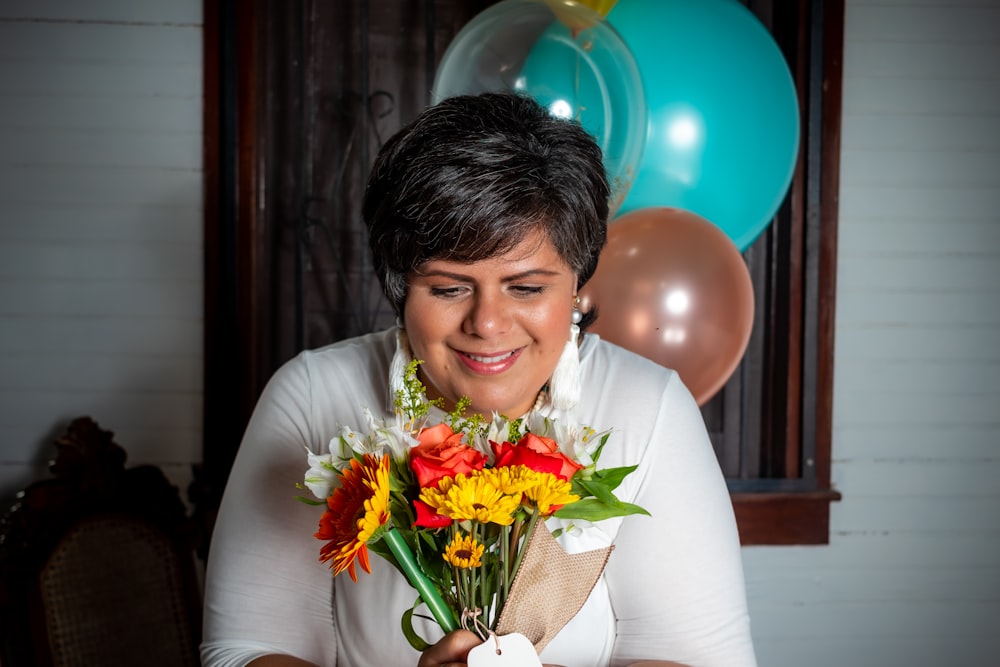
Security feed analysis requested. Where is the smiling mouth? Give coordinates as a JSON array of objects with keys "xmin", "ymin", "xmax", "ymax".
[{"xmin": 464, "ymin": 350, "xmax": 517, "ymax": 364}]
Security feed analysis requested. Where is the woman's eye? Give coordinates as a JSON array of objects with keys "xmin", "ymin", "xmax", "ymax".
[
  {"xmin": 510, "ymin": 285, "xmax": 545, "ymax": 296},
  {"xmin": 429, "ymin": 286, "xmax": 465, "ymax": 298}
]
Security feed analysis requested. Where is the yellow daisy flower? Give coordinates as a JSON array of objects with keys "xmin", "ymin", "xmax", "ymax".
[
  {"xmin": 482, "ymin": 464, "xmax": 535, "ymax": 497},
  {"xmin": 443, "ymin": 533, "xmax": 485, "ymax": 569},
  {"xmin": 420, "ymin": 472, "xmax": 520, "ymax": 525},
  {"xmin": 521, "ymin": 471, "xmax": 579, "ymax": 516}
]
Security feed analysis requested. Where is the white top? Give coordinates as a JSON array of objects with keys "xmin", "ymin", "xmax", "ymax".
[{"xmin": 201, "ymin": 328, "xmax": 757, "ymax": 667}]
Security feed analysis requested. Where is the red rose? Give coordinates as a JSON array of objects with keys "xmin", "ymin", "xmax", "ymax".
[
  {"xmin": 491, "ymin": 433, "xmax": 583, "ymax": 481},
  {"xmin": 409, "ymin": 422, "xmax": 485, "ymax": 488},
  {"xmin": 412, "ymin": 499, "xmax": 452, "ymax": 528}
]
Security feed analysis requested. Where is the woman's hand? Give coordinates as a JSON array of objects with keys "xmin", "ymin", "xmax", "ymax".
[
  {"xmin": 418, "ymin": 630, "xmax": 484, "ymax": 667},
  {"xmin": 416, "ymin": 630, "xmax": 568, "ymax": 667}
]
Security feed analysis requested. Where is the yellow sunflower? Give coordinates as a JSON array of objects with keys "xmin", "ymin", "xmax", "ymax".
[
  {"xmin": 420, "ymin": 471, "xmax": 520, "ymax": 525},
  {"xmin": 315, "ymin": 453, "xmax": 391, "ymax": 582},
  {"xmin": 482, "ymin": 464, "xmax": 534, "ymax": 497},
  {"xmin": 442, "ymin": 533, "xmax": 485, "ymax": 569},
  {"xmin": 521, "ymin": 471, "xmax": 579, "ymax": 516}
]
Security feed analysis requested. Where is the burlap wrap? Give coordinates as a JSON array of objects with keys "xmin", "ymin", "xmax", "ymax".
[{"xmin": 494, "ymin": 526, "xmax": 614, "ymax": 653}]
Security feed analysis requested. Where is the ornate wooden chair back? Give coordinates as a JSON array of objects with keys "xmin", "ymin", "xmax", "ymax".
[{"xmin": 0, "ymin": 417, "xmax": 202, "ymax": 667}]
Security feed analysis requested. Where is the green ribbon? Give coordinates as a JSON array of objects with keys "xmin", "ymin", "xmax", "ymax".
[{"xmin": 382, "ymin": 529, "xmax": 458, "ymax": 633}]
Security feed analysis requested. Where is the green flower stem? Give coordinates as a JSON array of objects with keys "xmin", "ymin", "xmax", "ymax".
[
  {"xmin": 383, "ymin": 529, "xmax": 458, "ymax": 633},
  {"xmin": 500, "ymin": 524, "xmax": 511, "ymax": 604},
  {"xmin": 472, "ymin": 523, "xmax": 483, "ymax": 617},
  {"xmin": 508, "ymin": 508, "xmax": 542, "ymax": 586}
]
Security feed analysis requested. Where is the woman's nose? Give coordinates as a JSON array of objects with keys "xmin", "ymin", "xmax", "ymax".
[{"xmin": 463, "ymin": 293, "xmax": 510, "ymax": 337}]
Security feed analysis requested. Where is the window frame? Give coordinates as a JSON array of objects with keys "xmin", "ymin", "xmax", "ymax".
[
  {"xmin": 200, "ymin": 0, "xmax": 843, "ymax": 546},
  {"xmin": 725, "ymin": 0, "xmax": 844, "ymax": 545}
]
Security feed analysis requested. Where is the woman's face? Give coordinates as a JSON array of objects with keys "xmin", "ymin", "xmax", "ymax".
[{"xmin": 404, "ymin": 230, "xmax": 577, "ymax": 418}]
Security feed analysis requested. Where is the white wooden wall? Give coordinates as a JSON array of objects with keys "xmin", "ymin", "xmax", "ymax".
[
  {"xmin": 0, "ymin": 0, "xmax": 203, "ymax": 499},
  {"xmin": 742, "ymin": 0, "xmax": 1000, "ymax": 664},
  {"xmin": 0, "ymin": 0, "xmax": 997, "ymax": 664}
]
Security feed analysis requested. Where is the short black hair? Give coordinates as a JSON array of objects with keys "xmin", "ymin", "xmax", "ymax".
[{"xmin": 363, "ymin": 92, "xmax": 609, "ymax": 323}]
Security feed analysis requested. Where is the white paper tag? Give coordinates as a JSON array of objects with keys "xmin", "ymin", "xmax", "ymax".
[{"xmin": 466, "ymin": 632, "xmax": 543, "ymax": 667}]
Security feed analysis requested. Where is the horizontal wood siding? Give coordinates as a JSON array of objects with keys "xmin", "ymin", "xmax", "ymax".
[
  {"xmin": 0, "ymin": 2, "xmax": 202, "ymax": 499},
  {"xmin": 743, "ymin": 0, "xmax": 1000, "ymax": 665},
  {"xmin": 0, "ymin": 0, "xmax": 998, "ymax": 664}
]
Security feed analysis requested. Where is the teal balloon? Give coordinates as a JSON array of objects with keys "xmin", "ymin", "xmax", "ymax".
[
  {"xmin": 608, "ymin": 0, "xmax": 800, "ymax": 251},
  {"xmin": 433, "ymin": 0, "xmax": 646, "ymax": 215}
]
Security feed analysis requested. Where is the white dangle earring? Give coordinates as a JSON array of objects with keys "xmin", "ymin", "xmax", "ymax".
[
  {"xmin": 548, "ymin": 298, "xmax": 582, "ymax": 411},
  {"xmin": 388, "ymin": 319, "xmax": 412, "ymax": 402}
]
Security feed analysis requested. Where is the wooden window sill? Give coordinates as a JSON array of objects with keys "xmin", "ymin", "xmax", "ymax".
[{"xmin": 732, "ymin": 490, "xmax": 842, "ymax": 546}]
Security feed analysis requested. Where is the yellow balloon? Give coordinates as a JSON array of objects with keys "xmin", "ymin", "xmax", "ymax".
[
  {"xmin": 573, "ymin": 0, "xmax": 618, "ymax": 17},
  {"xmin": 543, "ymin": 0, "xmax": 604, "ymax": 32}
]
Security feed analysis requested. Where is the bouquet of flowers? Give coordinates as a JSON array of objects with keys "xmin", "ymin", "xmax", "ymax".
[{"xmin": 298, "ymin": 360, "xmax": 647, "ymax": 652}]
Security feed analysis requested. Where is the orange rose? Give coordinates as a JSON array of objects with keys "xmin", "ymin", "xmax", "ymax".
[
  {"xmin": 409, "ymin": 423, "xmax": 485, "ymax": 488},
  {"xmin": 491, "ymin": 432, "xmax": 583, "ymax": 481}
]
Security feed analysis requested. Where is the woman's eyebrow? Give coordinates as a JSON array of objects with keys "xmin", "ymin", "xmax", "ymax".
[
  {"xmin": 412, "ymin": 269, "xmax": 473, "ymax": 282},
  {"xmin": 501, "ymin": 268, "xmax": 563, "ymax": 282},
  {"xmin": 414, "ymin": 268, "xmax": 562, "ymax": 282}
]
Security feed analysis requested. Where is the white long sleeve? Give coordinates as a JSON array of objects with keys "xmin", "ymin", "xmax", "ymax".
[{"xmin": 200, "ymin": 328, "xmax": 756, "ymax": 667}]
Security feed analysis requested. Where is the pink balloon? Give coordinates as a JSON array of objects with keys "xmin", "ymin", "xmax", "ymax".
[{"xmin": 580, "ymin": 207, "xmax": 754, "ymax": 405}]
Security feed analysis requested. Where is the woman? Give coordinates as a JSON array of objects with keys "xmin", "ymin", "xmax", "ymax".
[{"xmin": 201, "ymin": 92, "xmax": 757, "ymax": 667}]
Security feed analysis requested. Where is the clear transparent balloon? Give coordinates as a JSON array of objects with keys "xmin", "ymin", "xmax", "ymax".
[{"xmin": 432, "ymin": 0, "xmax": 646, "ymax": 214}]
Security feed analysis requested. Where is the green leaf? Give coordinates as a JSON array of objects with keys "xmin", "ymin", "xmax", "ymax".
[
  {"xmin": 575, "ymin": 478, "xmax": 619, "ymax": 506},
  {"xmin": 553, "ymin": 498, "xmax": 650, "ymax": 521},
  {"xmin": 590, "ymin": 464, "xmax": 639, "ymax": 492},
  {"xmin": 401, "ymin": 598, "xmax": 432, "ymax": 652},
  {"xmin": 590, "ymin": 432, "xmax": 611, "ymax": 463},
  {"xmin": 415, "ymin": 537, "xmax": 446, "ymax": 582},
  {"xmin": 293, "ymin": 495, "xmax": 326, "ymax": 506},
  {"xmin": 417, "ymin": 530, "xmax": 439, "ymax": 551}
]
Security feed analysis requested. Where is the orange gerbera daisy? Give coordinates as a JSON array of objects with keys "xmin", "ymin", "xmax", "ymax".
[{"xmin": 315, "ymin": 453, "xmax": 391, "ymax": 582}]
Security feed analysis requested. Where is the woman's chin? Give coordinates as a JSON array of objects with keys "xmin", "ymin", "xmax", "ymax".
[{"xmin": 465, "ymin": 394, "xmax": 537, "ymax": 419}]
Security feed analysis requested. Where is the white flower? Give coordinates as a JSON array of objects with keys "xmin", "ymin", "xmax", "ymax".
[
  {"xmin": 525, "ymin": 412, "xmax": 606, "ymax": 471},
  {"xmin": 338, "ymin": 422, "xmax": 372, "ymax": 457},
  {"xmin": 469, "ymin": 412, "xmax": 520, "ymax": 460},
  {"xmin": 525, "ymin": 411, "xmax": 555, "ymax": 440},
  {"xmin": 329, "ymin": 408, "xmax": 421, "ymax": 465},
  {"xmin": 303, "ymin": 451, "xmax": 339, "ymax": 499},
  {"xmin": 571, "ymin": 424, "xmax": 609, "ymax": 471},
  {"xmin": 370, "ymin": 408, "xmax": 420, "ymax": 462},
  {"xmin": 558, "ymin": 521, "xmax": 585, "ymax": 538}
]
